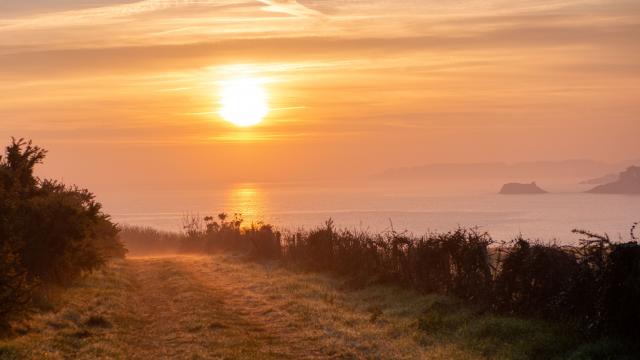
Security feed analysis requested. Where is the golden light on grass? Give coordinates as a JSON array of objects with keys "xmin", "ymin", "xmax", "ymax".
[{"xmin": 218, "ymin": 77, "xmax": 269, "ymax": 127}]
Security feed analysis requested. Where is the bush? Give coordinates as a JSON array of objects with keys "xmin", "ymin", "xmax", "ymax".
[
  {"xmin": 18, "ymin": 181, "xmax": 122, "ymax": 284},
  {"xmin": 0, "ymin": 243, "xmax": 32, "ymax": 334},
  {"xmin": 601, "ymin": 241, "xmax": 640, "ymax": 338},
  {"xmin": 572, "ymin": 229, "xmax": 640, "ymax": 337},
  {"xmin": 180, "ymin": 213, "xmax": 207, "ymax": 253},
  {"xmin": 203, "ymin": 213, "xmax": 247, "ymax": 252},
  {"xmin": 245, "ymin": 223, "xmax": 281, "ymax": 260},
  {"xmin": 603, "ymin": 242, "xmax": 640, "ymax": 339},
  {"xmin": 286, "ymin": 220, "xmax": 337, "ymax": 271},
  {"xmin": 0, "ymin": 138, "xmax": 125, "ymax": 331},
  {"xmin": 194, "ymin": 213, "xmax": 280, "ymax": 259},
  {"xmin": 409, "ymin": 229, "xmax": 493, "ymax": 300},
  {"xmin": 281, "ymin": 225, "xmax": 494, "ymax": 300},
  {"xmin": 494, "ymin": 238, "xmax": 580, "ymax": 318}
]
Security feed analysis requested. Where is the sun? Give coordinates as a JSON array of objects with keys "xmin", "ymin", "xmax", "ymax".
[{"xmin": 218, "ymin": 77, "xmax": 269, "ymax": 127}]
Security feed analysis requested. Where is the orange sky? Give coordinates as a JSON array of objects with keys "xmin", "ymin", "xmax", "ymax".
[{"xmin": 0, "ymin": 0, "xmax": 638, "ymax": 189}]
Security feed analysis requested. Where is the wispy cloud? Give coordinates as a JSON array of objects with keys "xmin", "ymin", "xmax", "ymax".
[{"xmin": 257, "ymin": 0, "xmax": 323, "ymax": 17}]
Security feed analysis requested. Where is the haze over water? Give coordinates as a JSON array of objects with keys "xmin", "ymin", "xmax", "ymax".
[{"xmin": 107, "ymin": 180, "xmax": 640, "ymax": 244}]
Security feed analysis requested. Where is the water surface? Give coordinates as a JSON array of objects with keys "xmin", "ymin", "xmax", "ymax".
[{"xmin": 104, "ymin": 180, "xmax": 640, "ymax": 244}]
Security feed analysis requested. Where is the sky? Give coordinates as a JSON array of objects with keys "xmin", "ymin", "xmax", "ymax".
[{"xmin": 0, "ymin": 0, "xmax": 638, "ymax": 190}]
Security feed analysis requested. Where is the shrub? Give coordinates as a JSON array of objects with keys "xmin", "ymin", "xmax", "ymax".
[
  {"xmin": 333, "ymin": 230, "xmax": 383, "ymax": 279},
  {"xmin": 602, "ymin": 241, "xmax": 640, "ymax": 338},
  {"xmin": 410, "ymin": 229, "xmax": 493, "ymax": 300},
  {"xmin": 294, "ymin": 219, "xmax": 337, "ymax": 271},
  {"xmin": 0, "ymin": 243, "xmax": 32, "ymax": 334},
  {"xmin": 0, "ymin": 138, "xmax": 125, "ymax": 330},
  {"xmin": 18, "ymin": 181, "xmax": 122, "ymax": 284},
  {"xmin": 280, "ymin": 224, "xmax": 494, "ymax": 300},
  {"xmin": 245, "ymin": 223, "xmax": 281, "ymax": 260},
  {"xmin": 494, "ymin": 237, "xmax": 580, "ymax": 318},
  {"xmin": 203, "ymin": 213, "xmax": 248, "ymax": 252},
  {"xmin": 180, "ymin": 213, "xmax": 207, "ymax": 253},
  {"xmin": 572, "ymin": 229, "xmax": 640, "ymax": 337}
]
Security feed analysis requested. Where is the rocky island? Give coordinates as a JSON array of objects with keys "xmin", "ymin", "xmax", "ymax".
[
  {"xmin": 499, "ymin": 182, "xmax": 547, "ymax": 194},
  {"xmin": 587, "ymin": 166, "xmax": 640, "ymax": 194}
]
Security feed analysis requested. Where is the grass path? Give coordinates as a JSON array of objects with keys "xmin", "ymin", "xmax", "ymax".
[{"xmin": 1, "ymin": 255, "xmax": 478, "ymax": 359}]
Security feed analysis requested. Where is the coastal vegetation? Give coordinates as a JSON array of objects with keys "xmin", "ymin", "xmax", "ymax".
[
  {"xmin": 173, "ymin": 213, "xmax": 640, "ymax": 343},
  {"xmin": 0, "ymin": 138, "xmax": 125, "ymax": 333}
]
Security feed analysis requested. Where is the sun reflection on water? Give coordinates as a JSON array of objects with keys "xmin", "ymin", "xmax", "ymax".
[{"xmin": 225, "ymin": 184, "xmax": 267, "ymax": 226}]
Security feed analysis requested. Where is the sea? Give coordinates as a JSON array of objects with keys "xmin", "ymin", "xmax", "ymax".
[{"xmin": 102, "ymin": 179, "xmax": 640, "ymax": 245}]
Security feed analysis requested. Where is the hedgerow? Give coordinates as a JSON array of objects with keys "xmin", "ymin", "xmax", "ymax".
[{"xmin": 186, "ymin": 212, "xmax": 640, "ymax": 339}]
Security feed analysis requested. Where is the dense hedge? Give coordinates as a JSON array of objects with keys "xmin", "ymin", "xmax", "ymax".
[
  {"xmin": 186, "ymin": 213, "xmax": 640, "ymax": 339},
  {"xmin": 0, "ymin": 138, "xmax": 125, "ymax": 332}
]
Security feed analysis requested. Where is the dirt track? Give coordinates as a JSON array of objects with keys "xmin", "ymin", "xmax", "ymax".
[
  {"xmin": 4, "ymin": 255, "xmax": 464, "ymax": 359},
  {"xmin": 111, "ymin": 256, "xmax": 364, "ymax": 359}
]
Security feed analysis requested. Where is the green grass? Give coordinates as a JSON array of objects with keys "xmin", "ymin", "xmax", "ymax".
[
  {"xmin": 414, "ymin": 294, "xmax": 640, "ymax": 360},
  {"xmin": 462, "ymin": 317, "xmax": 572, "ymax": 359}
]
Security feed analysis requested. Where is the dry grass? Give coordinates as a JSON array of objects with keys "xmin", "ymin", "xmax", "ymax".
[{"xmin": 0, "ymin": 255, "xmax": 485, "ymax": 359}]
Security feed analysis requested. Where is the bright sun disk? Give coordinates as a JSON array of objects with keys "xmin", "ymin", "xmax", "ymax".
[{"xmin": 219, "ymin": 77, "xmax": 269, "ymax": 127}]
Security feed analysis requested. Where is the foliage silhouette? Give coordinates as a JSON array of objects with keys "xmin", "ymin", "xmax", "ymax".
[{"xmin": 0, "ymin": 138, "xmax": 125, "ymax": 332}]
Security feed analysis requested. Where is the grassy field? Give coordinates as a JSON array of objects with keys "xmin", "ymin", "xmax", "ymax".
[{"xmin": 0, "ymin": 255, "xmax": 629, "ymax": 359}]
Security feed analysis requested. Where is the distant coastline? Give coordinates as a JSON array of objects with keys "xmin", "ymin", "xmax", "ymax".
[{"xmin": 377, "ymin": 159, "xmax": 638, "ymax": 181}]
